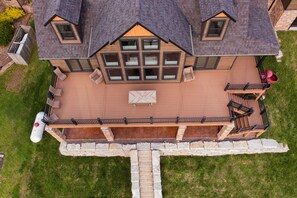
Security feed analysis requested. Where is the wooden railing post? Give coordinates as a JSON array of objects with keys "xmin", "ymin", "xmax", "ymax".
[
  {"xmin": 150, "ymin": 117, "xmax": 153, "ymax": 124},
  {"xmin": 97, "ymin": 118, "xmax": 103, "ymax": 125},
  {"xmin": 124, "ymin": 117, "xmax": 128, "ymax": 125}
]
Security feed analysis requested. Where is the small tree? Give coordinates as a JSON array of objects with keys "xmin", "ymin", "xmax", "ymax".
[{"xmin": 0, "ymin": 21, "xmax": 14, "ymax": 46}]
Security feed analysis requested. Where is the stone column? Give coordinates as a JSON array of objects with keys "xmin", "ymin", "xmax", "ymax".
[
  {"xmin": 45, "ymin": 126, "xmax": 66, "ymax": 143},
  {"xmin": 217, "ymin": 123, "xmax": 235, "ymax": 140},
  {"xmin": 176, "ymin": 126, "xmax": 187, "ymax": 141},
  {"xmin": 100, "ymin": 127, "xmax": 114, "ymax": 142}
]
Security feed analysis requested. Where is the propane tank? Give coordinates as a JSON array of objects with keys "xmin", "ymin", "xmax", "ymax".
[{"xmin": 30, "ymin": 112, "xmax": 46, "ymax": 143}]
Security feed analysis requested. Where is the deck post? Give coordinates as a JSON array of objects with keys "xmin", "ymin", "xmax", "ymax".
[
  {"xmin": 45, "ymin": 126, "xmax": 66, "ymax": 143},
  {"xmin": 176, "ymin": 126, "xmax": 187, "ymax": 141},
  {"xmin": 100, "ymin": 127, "xmax": 114, "ymax": 142},
  {"xmin": 217, "ymin": 123, "xmax": 235, "ymax": 140}
]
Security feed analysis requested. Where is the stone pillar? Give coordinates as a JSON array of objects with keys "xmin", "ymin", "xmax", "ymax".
[
  {"xmin": 45, "ymin": 126, "xmax": 66, "ymax": 143},
  {"xmin": 100, "ymin": 127, "xmax": 114, "ymax": 142},
  {"xmin": 176, "ymin": 126, "xmax": 187, "ymax": 141},
  {"xmin": 217, "ymin": 123, "xmax": 234, "ymax": 140}
]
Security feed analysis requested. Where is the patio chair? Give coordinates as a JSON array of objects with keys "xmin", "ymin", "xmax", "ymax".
[
  {"xmin": 183, "ymin": 67, "xmax": 195, "ymax": 82},
  {"xmin": 54, "ymin": 67, "xmax": 67, "ymax": 81},
  {"xmin": 49, "ymin": 85, "xmax": 62, "ymax": 97},
  {"xmin": 89, "ymin": 69, "xmax": 103, "ymax": 84},
  {"xmin": 47, "ymin": 98, "xmax": 60, "ymax": 108}
]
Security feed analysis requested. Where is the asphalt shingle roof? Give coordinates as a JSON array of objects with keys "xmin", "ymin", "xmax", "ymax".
[
  {"xmin": 33, "ymin": 0, "xmax": 279, "ymax": 59},
  {"xmin": 199, "ymin": 0, "xmax": 237, "ymax": 22},
  {"xmin": 43, "ymin": 0, "xmax": 83, "ymax": 26}
]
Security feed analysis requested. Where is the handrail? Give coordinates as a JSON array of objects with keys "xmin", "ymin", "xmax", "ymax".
[
  {"xmin": 258, "ymin": 98, "xmax": 270, "ymax": 130},
  {"xmin": 45, "ymin": 116, "xmax": 233, "ymax": 125},
  {"xmin": 224, "ymin": 82, "xmax": 269, "ymax": 91},
  {"xmin": 43, "ymin": 72, "xmax": 58, "ymax": 120},
  {"xmin": 229, "ymin": 100, "xmax": 254, "ymax": 116}
]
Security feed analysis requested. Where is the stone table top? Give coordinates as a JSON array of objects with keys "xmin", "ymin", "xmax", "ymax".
[{"xmin": 129, "ymin": 90, "xmax": 157, "ymax": 105}]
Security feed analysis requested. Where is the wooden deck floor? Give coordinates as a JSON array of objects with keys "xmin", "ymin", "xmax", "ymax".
[{"xmin": 51, "ymin": 57, "xmax": 261, "ymax": 121}]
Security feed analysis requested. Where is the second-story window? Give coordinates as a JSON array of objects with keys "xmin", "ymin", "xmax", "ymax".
[
  {"xmin": 123, "ymin": 53, "xmax": 139, "ymax": 66},
  {"xmin": 120, "ymin": 40, "xmax": 138, "ymax": 50},
  {"xmin": 142, "ymin": 39, "xmax": 160, "ymax": 50},
  {"xmin": 55, "ymin": 24, "xmax": 76, "ymax": 40},
  {"xmin": 207, "ymin": 20, "xmax": 226, "ymax": 37},
  {"xmin": 163, "ymin": 52, "xmax": 180, "ymax": 66},
  {"xmin": 143, "ymin": 53, "xmax": 159, "ymax": 66},
  {"xmin": 102, "ymin": 53, "xmax": 120, "ymax": 67}
]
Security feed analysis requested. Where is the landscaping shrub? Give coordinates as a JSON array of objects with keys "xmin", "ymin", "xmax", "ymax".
[
  {"xmin": 0, "ymin": 21, "xmax": 14, "ymax": 46},
  {"xmin": 0, "ymin": 7, "xmax": 25, "ymax": 23}
]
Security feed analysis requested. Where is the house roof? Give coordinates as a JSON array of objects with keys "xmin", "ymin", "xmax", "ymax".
[
  {"xmin": 89, "ymin": 0, "xmax": 192, "ymax": 56},
  {"xmin": 43, "ymin": 0, "xmax": 83, "ymax": 26},
  {"xmin": 33, "ymin": 0, "xmax": 279, "ymax": 59},
  {"xmin": 177, "ymin": 0, "xmax": 279, "ymax": 56},
  {"xmin": 199, "ymin": 0, "xmax": 237, "ymax": 22}
]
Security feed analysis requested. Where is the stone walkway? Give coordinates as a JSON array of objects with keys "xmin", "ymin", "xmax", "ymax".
[{"xmin": 59, "ymin": 139, "xmax": 289, "ymax": 198}]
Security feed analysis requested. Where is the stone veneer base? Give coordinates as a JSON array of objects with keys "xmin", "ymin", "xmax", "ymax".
[{"xmin": 59, "ymin": 139, "xmax": 289, "ymax": 157}]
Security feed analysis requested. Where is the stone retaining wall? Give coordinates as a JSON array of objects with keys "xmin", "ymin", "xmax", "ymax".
[{"xmin": 59, "ymin": 139, "xmax": 289, "ymax": 157}]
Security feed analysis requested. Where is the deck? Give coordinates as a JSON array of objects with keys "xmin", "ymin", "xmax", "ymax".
[{"xmin": 50, "ymin": 57, "xmax": 262, "ymax": 125}]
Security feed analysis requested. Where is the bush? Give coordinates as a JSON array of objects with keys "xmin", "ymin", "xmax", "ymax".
[
  {"xmin": 0, "ymin": 7, "xmax": 25, "ymax": 23},
  {"xmin": 0, "ymin": 21, "xmax": 14, "ymax": 46}
]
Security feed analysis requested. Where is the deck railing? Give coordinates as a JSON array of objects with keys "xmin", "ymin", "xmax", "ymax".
[
  {"xmin": 43, "ymin": 72, "xmax": 57, "ymax": 118},
  {"xmin": 228, "ymin": 100, "xmax": 254, "ymax": 117},
  {"xmin": 258, "ymin": 98, "xmax": 270, "ymax": 130},
  {"xmin": 225, "ymin": 57, "xmax": 270, "ymax": 92},
  {"xmin": 45, "ymin": 116, "xmax": 234, "ymax": 125}
]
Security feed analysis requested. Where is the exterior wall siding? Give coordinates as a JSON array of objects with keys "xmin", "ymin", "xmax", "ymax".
[{"xmin": 49, "ymin": 60, "xmax": 70, "ymax": 72}]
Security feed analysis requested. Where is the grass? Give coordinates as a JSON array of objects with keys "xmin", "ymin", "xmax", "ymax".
[
  {"xmin": 161, "ymin": 31, "xmax": 297, "ymax": 197},
  {"xmin": 0, "ymin": 47, "xmax": 131, "ymax": 197},
  {"xmin": 0, "ymin": 32, "xmax": 296, "ymax": 197}
]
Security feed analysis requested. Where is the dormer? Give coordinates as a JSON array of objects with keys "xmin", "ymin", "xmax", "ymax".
[
  {"xmin": 43, "ymin": 0, "xmax": 83, "ymax": 44},
  {"xmin": 199, "ymin": 0, "xmax": 237, "ymax": 41}
]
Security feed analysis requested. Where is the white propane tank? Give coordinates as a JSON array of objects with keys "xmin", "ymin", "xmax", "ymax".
[{"xmin": 30, "ymin": 112, "xmax": 46, "ymax": 143}]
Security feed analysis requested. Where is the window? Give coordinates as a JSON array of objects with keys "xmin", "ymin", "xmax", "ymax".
[
  {"xmin": 163, "ymin": 68, "xmax": 178, "ymax": 80},
  {"xmin": 144, "ymin": 68, "xmax": 159, "ymax": 80},
  {"xmin": 207, "ymin": 20, "xmax": 226, "ymax": 37},
  {"xmin": 123, "ymin": 53, "xmax": 139, "ymax": 66},
  {"xmin": 106, "ymin": 68, "xmax": 123, "ymax": 81},
  {"xmin": 164, "ymin": 52, "xmax": 180, "ymax": 66},
  {"xmin": 126, "ymin": 68, "xmax": 141, "ymax": 80},
  {"xmin": 66, "ymin": 59, "xmax": 92, "ymax": 72},
  {"xmin": 194, "ymin": 57, "xmax": 220, "ymax": 70},
  {"xmin": 142, "ymin": 39, "xmax": 160, "ymax": 50},
  {"xmin": 143, "ymin": 53, "xmax": 159, "ymax": 66},
  {"xmin": 55, "ymin": 24, "xmax": 76, "ymax": 40},
  {"xmin": 120, "ymin": 40, "xmax": 138, "ymax": 50},
  {"xmin": 102, "ymin": 54, "xmax": 120, "ymax": 67}
]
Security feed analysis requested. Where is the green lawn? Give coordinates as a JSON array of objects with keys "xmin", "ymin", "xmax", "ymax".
[
  {"xmin": 0, "ymin": 48, "xmax": 131, "ymax": 197},
  {"xmin": 0, "ymin": 32, "xmax": 296, "ymax": 197},
  {"xmin": 161, "ymin": 31, "xmax": 297, "ymax": 197}
]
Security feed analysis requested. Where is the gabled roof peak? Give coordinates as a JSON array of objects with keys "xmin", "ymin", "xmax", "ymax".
[
  {"xmin": 44, "ymin": 0, "xmax": 83, "ymax": 26},
  {"xmin": 199, "ymin": 0, "xmax": 237, "ymax": 22}
]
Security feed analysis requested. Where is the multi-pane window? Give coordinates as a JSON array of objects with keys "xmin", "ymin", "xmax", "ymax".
[
  {"xmin": 123, "ymin": 53, "xmax": 139, "ymax": 66},
  {"xmin": 143, "ymin": 53, "xmax": 159, "ymax": 66},
  {"xmin": 164, "ymin": 52, "xmax": 180, "ymax": 66},
  {"xmin": 142, "ymin": 39, "xmax": 159, "ymax": 50},
  {"xmin": 163, "ymin": 68, "xmax": 179, "ymax": 80},
  {"xmin": 144, "ymin": 68, "xmax": 159, "ymax": 80},
  {"xmin": 106, "ymin": 68, "xmax": 123, "ymax": 81},
  {"xmin": 207, "ymin": 20, "xmax": 226, "ymax": 37},
  {"xmin": 194, "ymin": 57, "xmax": 220, "ymax": 70},
  {"xmin": 55, "ymin": 24, "xmax": 76, "ymax": 40},
  {"xmin": 102, "ymin": 54, "xmax": 120, "ymax": 67},
  {"xmin": 66, "ymin": 59, "xmax": 92, "ymax": 72},
  {"xmin": 120, "ymin": 40, "xmax": 138, "ymax": 50},
  {"xmin": 206, "ymin": 20, "xmax": 226, "ymax": 37}
]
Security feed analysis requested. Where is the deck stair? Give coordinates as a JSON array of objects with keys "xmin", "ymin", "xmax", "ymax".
[{"xmin": 228, "ymin": 94, "xmax": 254, "ymax": 116}]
